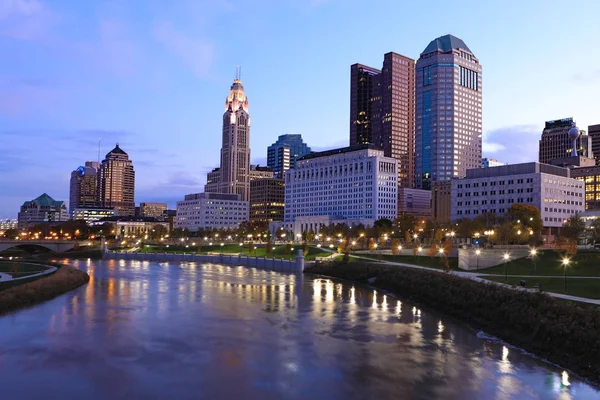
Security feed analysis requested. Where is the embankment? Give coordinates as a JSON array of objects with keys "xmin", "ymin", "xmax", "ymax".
[
  {"xmin": 0, "ymin": 265, "xmax": 89, "ymax": 315},
  {"xmin": 306, "ymin": 261, "xmax": 600, "ymax": 384}
]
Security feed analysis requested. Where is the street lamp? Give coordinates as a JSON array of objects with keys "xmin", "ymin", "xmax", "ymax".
[
  {"xmin": 475, "ymin": 249, "xmax": 481, "ymax": 271},
  {"xmin": 438, "ymin": 248, "xmax": 444, "ymax": 256},
  {"xmin": 562, "ymin": 257, "xmax": 570, "ymax": 293},
  {"xmin": 530, "ymin": 248, "xmax": 537, "ymax": 273},
  {"xmin": 503, "ymin": 253, "xmax": 510, "ymax": 282}
]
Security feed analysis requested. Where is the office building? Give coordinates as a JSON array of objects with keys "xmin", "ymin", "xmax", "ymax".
[
  {"xmin": 0, "ymin": 219, "xmax": 17, "ymax": 230},
  {"xmin": 250, "ymin": 178, "xmax": 285, "ymax": 223},
  {"xmin": 175, "ymin": 193, "xmax": 249, "ymax": 231},
  {"xmin": 432, "ymin": 180, "xmax": 451, "ymax": 224},
  {"xmin": 204, "ymin": 168, "xmax": 221, "ymax": 193},
  {"xmin": 93, "ymin": 217, "xmax": 170, "ymax": 239},
  {"xmin": 69, "ymin": 161, "xmax": 99, "ymax": 214},
  {"xmin": 539, "ymin": 118, "xmax": 592, "ymax": 164},
  {"xmin": 97, "ymin": 144, "xmax": 135, "ymax": 216},
  {"xmin": 71, "ymin": 208, "xmax": 117, "ymax": 224},
  {"xmin": 569, "ymin": 166, "xmax": 600, "ymax": 211},
  {"xmin": 481, "ymin": 158, "xmax": 504, "ymax": 168},
  {"xmin": 397, "ymin": 188, "xmax": 431, "ymax": 217},
  {"xmin": 18, "ymin": 193, "xmax": 70, "ymax": 229},
  {"xmin": 451, "ymin": 163, "xmax": 584, "ymax": 230},
  {"xmin": 217, "ymin": 74, "xmax": 251, "ymax": 201},
  {"xmin": 273, "ymin": 144, "xmax": 397, "ymax": 235},
  {"xmin": 350, "ymin": 52, "xmax": 415, "ymax": 189},
  {"xmin": 140, "ymin": 202, "xmax": 167, "ymax": 219},
  {"xmin": 588, "ymin": 124, "xmax": 600, "ymax": 165},
  {"xmin": 249, "ymin": 165, "xmax": 274, "ymax": 181},
  {"xmin": 267, "ymin": 134, "xmax": 312, "ymax": 179},
  {"xmin": 416, "ymin": 34, "xmax": 482, "ymax": 189}
]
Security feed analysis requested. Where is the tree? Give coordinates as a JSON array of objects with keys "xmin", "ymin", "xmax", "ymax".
[
  {"xmin": 247, "ymin": 242, "xmax": 254, "ymax": 255},
  {"xmin": 506, "ymin": 204, "xmax": 543, "ymax": 236},
  {"xmin": 374, "ymin": 218, "xmax": 393, "ymax": 229},
  {"xmin": 266, "ymin": 241, "xmax": 273, "ymax": 255},
  {"xmin": 306, "ymin": 229, "xmax": 315, "ymax": 242},
  {"xmin": 496, "ymin": 220, "xmax": 515, "ymax": 245},
  {"xmin": 302, "ymin": 241, "xmax": 309, "ymax": 256},
  {"xmin": 2, "ymin": 228, "xmax": 18, "ymax": 239},
  {"xmin": 427, "ymin": 244, "xmax": 438, "ymax": 258},
  {"xmin": 404, "ymin": 231, "xmax": 412, "ymax": 246},
  {"xmin": 151, "ymin": 224, "xmax": 168, "ymax": 239},
  {"xmin": 442, "ymin": 237, "xmax": 453, "ymax": 256},
  {"xmin": 337, "ymin": 239, "xmax": 347, "ymax": 254},
  {"xmin": 434, "ymin": 229, "xmax": 444, "ymax": 244},
  {"xmin": 589, "ymin": 218, "xmax": 600, "ymax": 246},
  {"xmin": 395, "ymin": 214, "xmax": 417, "ymax": 236},
  {"xmin": 456, "ymin": 218, "xmax": 474, "ymax": 238},
  {"xmin": 285, "ymin": 243, "xmax": 292, "ymax": 256},
  {"xmin": 391, "ymin": 239, "xmax": 400, "ymax": 256},
  {"xmin": 368, "ymin": 238, "xmax": 376, "ymax": 253},
  {"xmin": 562, "ymin": 214, "xmax": 585, "ymax": 243}
]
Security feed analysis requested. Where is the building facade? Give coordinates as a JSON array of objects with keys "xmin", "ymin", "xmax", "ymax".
[
  {"xmin": 539, "ymin": 118, "xmax": 592, "ymax": 164},
  {"xmin": 415, "ymin": 34, "xmax": 482, "ymax": 189},
  {"xmin": 69, "ymin": 161, "xmax": 99, "ymax": 214},
  {"xmin": 481, "ymin": 158, "xmax": 504, "ymax": 168},
  {"xmin": 250, "ymin": 178, "xmax": 285, "ymax": 223},
  {"xmin": 18, "ymin": 193, "xmax": 70, "ymax": 229},
  {"xmin": 204, "ymin": 168, "xmax": 221, "ymax": 193},
  {"xmin": 175, "ymin": 193, "xmax": 249, "ymax": 232},
  {"xmin": 140, "ymin": 202, "xmax": 167, "ymax": 219},
  {"xmin": 432, "ymin": 180, "xmax": 451, "ymax": 224},
  {"xmin": 279, "ymin": 144, "xmax": 398, "ymax": 235},
  {"xmin": 218, "ymin": 76, "xmax": 251, "ymax": 201},
  {"xmin": 588, "ymin": 124, "xmax": 600, "ymax": 165},
  {"xmin": 569, "ymin": 166, "xmax": 600, "ymax": 211},
  {"xmin": 249, "ymin": 165, "xmax": 274, "ymax": 181},
  {"xmin": 450, "ymin": 163, "xmax": 584, "ymax": 228},
  {"xmin": 72, "ymin": 208, "xmax": 117, "ymax": 224},
  {"xmin": 97, "ymin": 144, "xmax": 135, "ymax": 216},
  {"xmin": 349, "ymin": 53, "xmax": 415, "ymax": 189},
  {"xmin": 0, "ymin": 219, "xmax": 17, "ymax": 230},
  {"xmin": 397, "ymin": 188, "xmax": 432, "ymax": 217},
  {"xmin": 267, "ymin": 134, "xmax": 312, "ymax": 179}
]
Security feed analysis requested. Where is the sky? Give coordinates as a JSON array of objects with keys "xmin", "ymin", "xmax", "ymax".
[{"xmin": 1, "ymin": 0, "xmax": 599, "ymax": 218}]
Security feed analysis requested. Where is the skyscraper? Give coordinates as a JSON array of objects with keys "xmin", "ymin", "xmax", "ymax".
[
  {"xmin": 218, "ymin": 74, "xmax": 251, "ymax": 201},
  {"xmin": 415, "ymin": 34, "xmax": 482, "ymax": 189},
  {"xmin": 538, "ymin": 118, "xmax": 592, "ymax": 164},
  {"xmin": 267, "ymin": 134, "xmax": 311, "ymax": 179},
  {"xmin": 69, "ymin": 161, "xmax": 99, "ymax": 214},
  {"xmin": 97, "ymin": 144, "xmax": 135, "ymax": 216},
  {"xmin": 588, "ymin": 124, "xmax": 600, "ymax": 165},
  {"xmin": 349, "ymin": 52, "xmax": 415, "ymax": 189}
]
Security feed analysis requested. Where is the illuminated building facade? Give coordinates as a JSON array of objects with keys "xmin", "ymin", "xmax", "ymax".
[
  {"xmin": 250, "ymin": 178, "xmax": 285, "ymax": 223},
  {"xmin": 97, "ymin": 144, "xmax": 135, "ymax": 216},
  {"xmin": 570, "ymin": 166, "xmax": 600, "ymax": 211},
  {"xmin": 18, "ymin": 193, "xmax": 70, "ymax": 229},
  {"xmin": 140, "ymin": 202, "xmax": 167, "ymax": 219},
  {"xmin": 539, "ymin": 118, "xmax": 592, "ymax": 164},
  {"xmin": 69, "ymin": 161, "xmax": 99, "ymax": 214},
  {"xmin": 72, "ymin": 208, "xmax": 117, "ymax": 224},
  {"xmin": 175, "ymin": 193, "xmax": 249, "ymax": 231}
]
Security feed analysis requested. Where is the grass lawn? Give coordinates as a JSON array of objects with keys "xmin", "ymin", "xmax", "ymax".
[
  {"xmin": 357, "ymin": 253, "xmax": 459, "ymax": 271},
  {"xmin": 475, "ymin": 250, "xmax": 600, "ymax": 277},
  {"xmin": 483, "ymin": 276, "xmax": 600, "ymax": 299},
  {"xmin": 138, "ymin": 244, "xmax": 331, "ymax": 261},
  {"xmin": 0, "ymin": 261, "xmax": 49, "ymax": 278}
]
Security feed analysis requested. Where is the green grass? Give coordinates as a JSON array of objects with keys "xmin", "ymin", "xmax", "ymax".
[
  {"xmin": 475, "ymin": 250, "xmax": 600, "ymax": 277},
  {"xmin": 483, "ymin": 276, "xmax": 600, "ymax": 299},
  {"xmin": 357, "ymin": 253, "xmax": 459, "ymax": 270},
  {"xmin": 138, "ymin": 244, "xmax": 331, "ymax": 261},
  {"xmin": 0, "ymin": 261, "xmax": 49, "ymax": 278}
]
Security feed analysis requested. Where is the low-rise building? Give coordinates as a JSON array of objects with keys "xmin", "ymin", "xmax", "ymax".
[
  {"xmin": 569, "ymin": 165, "xmax": 600, "ymax": 211},
  {"xmin": 175, "ymin": 193, "xmax": 249, "ymax": 232},
  {"xmin": 398, "ymin": 188, "xmax": 431, "ymax": 217},
  {"xmin": 94, "ymin": 217, "xmax": 170, "ymax": 239},
  {"xmin": 0, "ymin": 219, "xmax": 17, "ymax": 230},
  {"xmin": 18, "ymin": 193, "xmax": 70, "ymax": 229},
  {"xmin": 140, "ymin": 202, "xmax": 167, "ymax": 219},
  {"xmin": 250, "ymin": 178, "xmax": 285, "ymax": 223},
  {"xmin": 451, "ymin": 162, "xmax": 584, "ymax": 230},
  {"xmin": 273, "ymin": 144, "xmax": 397, "ymax": 235},
  {"xmin": 72, "ymin": 208, "xmax": 117, "ymax": 224},
  {"xmin": 432, "ymin": 180, "xmax": 451, "ymax": 224},
  {"xmin": 481, "ymin": 158, "xmax": 504, "ymax": 168},
  {"xmin": 249, "ymin": 165, "xmax": 274, "ymax": 180}
]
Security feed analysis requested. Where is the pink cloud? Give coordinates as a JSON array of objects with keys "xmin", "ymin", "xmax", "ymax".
[{"xmin": 0, "ymin": 0, "xmax": 59, "ymax": 40}]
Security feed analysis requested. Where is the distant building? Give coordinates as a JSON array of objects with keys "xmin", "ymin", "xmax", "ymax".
[
  {"xmin": 249, "ymin": 165, "xmax": 274, "ymax": 181},
  {"xmin": 451, "ymin": 163, "xmax": 584, "ymax": 231},
  {"xmin": 94, "ymin": 217, "xmax": 170, "ymax": 239},
  {"xmin": 397, "ymin": 188, "xmax": 431, "ymax": 217},
  {"xmin": 0, "ymin": 219, "xmax": 17, "ymax": 230},
  {"xmin": 432, "ymin": 181, "xmax": 451, "ymax": 224},
  {"xmin": 69, "ymin": 161, "xmax": 99, "ymax": 214},
  {"xmin": 569, "ymin": 166, "xmax": 600, "ymax": 211},
  {"xmin": 481, "ymin": 158, "xmax": 504, "ymax": 168},
  {"xmin": 267, "ymin": 134, "xmax": 311, "ymax": 179},
  {"xmin": 140, "ymin": 202, "xmax": 167, "ymax": 219},
  {"xmin": 539, "ymin": 118, "xmax": 592, "ymax": 164},
  {"xmin": 416, "ymin": 34, "xmax": 482, "ymax": 189},
  {"xmin": 175, "ymin": 193, "xmax": 249, "ymax": 232},
  {"xmin": 163, "ymin": 209, "xmax": 177, "ymax": 232},
  {"xmin": 97, "ymin": 144, "xmax": 135, "ymax": 216},
  {"xmin": 589, "ymin": 124, "xmax": 600, "ymax": 165},
  {"xmin": 250, "ymin": 178, "xmax": 285, "ymax": 223},
  {"xmin": 273, "ymin": 144, "xmax": 397, "ymax": 236},
  {"xmin": 72, "ymin": 208, "xmax": 117, "ymax": 224},
  {"xmin": 18, "ymin": 193, "xmax": 70, "ymax": 229},
  {"xmin": 204, "ymin": 168, "xmax": 221, "ymax": 193}
]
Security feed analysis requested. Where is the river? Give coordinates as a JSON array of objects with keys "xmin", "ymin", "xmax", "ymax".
[{"xmin": 0, "ymin": 259, "xmax": 597, "ymax": 399}]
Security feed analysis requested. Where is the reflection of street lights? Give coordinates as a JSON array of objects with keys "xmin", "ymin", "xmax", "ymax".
[
  {"xmin": 530, "ymin": 248, "xmax": 537, "ymax": 273},
  {"xmin": 475, "ymin": 249, "xmax": 481, "ymax": 271},
  {"xmin": 562, "ymin": 258, "xmax": 570, "ymax": 293},
  {"xmin": 503, "ymin": 253, "xmax": 510, "ymax": 282}
]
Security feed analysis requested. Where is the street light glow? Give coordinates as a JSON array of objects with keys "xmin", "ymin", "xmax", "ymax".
[
  {"xmin": 530, "ymin": 249, "xmax": 537, "ymax": 256},
  {"xmin": 562, "ymin": 258, "xmax": 570, "ymax": 266},
  {"xmin": 475, "ymin": 249, "xmax": 481, "ymax": 256},
  {"xmin": 503, "ymin": 253, "xmax": 510, "ymax": 261}
]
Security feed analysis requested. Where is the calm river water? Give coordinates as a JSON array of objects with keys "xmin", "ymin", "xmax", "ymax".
[{"xmin": 0, "ymin": 259, "xmax": 598, "ymax": 399}]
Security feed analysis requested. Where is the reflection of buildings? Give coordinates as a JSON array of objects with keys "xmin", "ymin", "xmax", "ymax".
[{"xmin": 18, "ymin": 193, "xmax": 70, "ymax": 229}]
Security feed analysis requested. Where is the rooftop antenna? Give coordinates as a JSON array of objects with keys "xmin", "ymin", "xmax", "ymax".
[
  {"xmin": 239, "ymin": 65, "xmax": 242, "ymax": 81},
  {"xmin": 98, "ymin": 137, "xmax": 101, "ymax": 163}
]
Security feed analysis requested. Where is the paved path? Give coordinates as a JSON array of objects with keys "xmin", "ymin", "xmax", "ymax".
[
  {"xmin": 0, "ymin": 272, "xmax": 11, "ymax": 282},
  {"xmin": 315, "ymin": 250, "xmax": 600, "ymax": 305}
]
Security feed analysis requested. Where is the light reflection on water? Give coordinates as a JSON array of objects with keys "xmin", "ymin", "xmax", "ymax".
[{"xmin": 0, "ymin": 259, "xmax": 596, "ymax": 400}]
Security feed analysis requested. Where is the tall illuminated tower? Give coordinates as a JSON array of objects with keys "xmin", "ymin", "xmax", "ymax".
[
  {"xmin": 97, "ymin": 144, "xmax": 135, "ymax": 216},
  {"xmin": 218, "ymin": 71, "xmax": 251, "ymax": 201}
]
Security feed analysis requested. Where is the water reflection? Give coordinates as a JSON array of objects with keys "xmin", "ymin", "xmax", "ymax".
[{"xmin": 0, "ymin": 259, "xmax": 596, "ymax": 400}]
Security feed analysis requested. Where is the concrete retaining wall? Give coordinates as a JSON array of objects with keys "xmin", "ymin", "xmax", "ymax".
[
  {"xmin": 459, "ymin": 248, "xmax": 531, "ymax": 270},
  {"xmin": 103, "ymin": 250, "xmax": 305, "ymax": 273}
]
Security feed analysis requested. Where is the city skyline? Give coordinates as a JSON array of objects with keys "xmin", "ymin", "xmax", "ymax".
[{"xmin": 1, "ymin": 0, "xmax": 599, "ymax": 217}]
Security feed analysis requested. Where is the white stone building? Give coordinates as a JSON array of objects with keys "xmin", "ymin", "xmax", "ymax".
[
  {"xmin": 175, "ymin": 193, "xmax": 249, "ymax": 232},
  {"xmin": 451, "ymin": 162, "xmax": 584, "ymax": 228},
  {"xmin": 272, "ymin": 144, "xmax": 398, "ymax": 235}
]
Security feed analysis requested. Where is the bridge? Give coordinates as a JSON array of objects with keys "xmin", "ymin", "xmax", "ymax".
[{"xmin": 0, "ymin": 240, "xmax": 81, "ymax": 253}]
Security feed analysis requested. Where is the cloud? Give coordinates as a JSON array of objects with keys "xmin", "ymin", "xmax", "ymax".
[
  {"xmin": 153, "ymin": 21, "xmax": 214, "ymax": 78},
  {"xmin": 0, "ymin": 79, "xmax": 62, "ymax": 116},
  {"xmin": 0, "ymin": 0, "xmax": 59, "ymax": 40},
  {"xmin": 483, "ymin": 125, "xmax": 540, "ymax": 164},
  {"xmin": 572, "ymin": 69, "xmax": 600, "ymax": 84}
]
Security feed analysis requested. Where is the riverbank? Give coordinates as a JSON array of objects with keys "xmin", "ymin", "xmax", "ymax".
[
  {"xmin": 306, "ymin": 261, "xmax": 600, "ymax": 384},
  {"xmin": 0, "ymin": 264, "xmax": 89, "ymax": 315}
]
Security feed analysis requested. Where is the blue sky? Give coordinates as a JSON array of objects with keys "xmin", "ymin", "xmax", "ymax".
[{"xmin": 1, "ymin": 0, "xmax": 599, "ymax": 218}]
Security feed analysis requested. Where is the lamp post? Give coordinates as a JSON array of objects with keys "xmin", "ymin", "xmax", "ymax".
[
  {"xmin": 530, "ymin": 248, "xmax": 537, "ymax": 273},
  {"xmin": 475, "ymin": 249, "xmax": 481, "ymax": 271},
  {"xmin": 503, "ymin": 253, "xmax": 510, "ymax": 283},
  {"xmin": 562, "ymin": 257, "xmax": 570, "ymax": 294}
]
